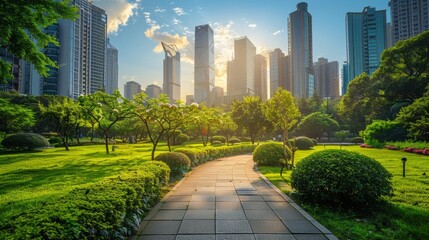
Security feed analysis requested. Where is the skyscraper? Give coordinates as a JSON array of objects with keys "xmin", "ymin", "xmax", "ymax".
[
  {"xmin": 342, "ymin": 62, "xmax": 349, "ymax": 95},
  {"xmin": 288, "ymin": 2, "xmax": 313, "ymax": 98},
  {"xmin": 254, "ymin": 54, "xmax": 267, "ymax": 101},
  {"xmin": 90, "ymin": 5, "xmax": 107, "ymax": 93},
  {"xmin": 390, "ymin": 0, "xmax": 429, "ymax": 45},
  {"xmin": 194, "ymin": 24, "xmax": 215, "ymax": 105},
  {"xmin": 162, "ymin": 42, "xmax": 181, "ymax": 103},
  {"xmin": 313, "ymin": 58, "xmax": 339, "ymax": 98},
  {"xmin": 346, "ymin": 7, "xmax": 386, "ymax": 82},
  {"xmin": 124, "ymin": 81, "xmax": 141, "ymax": 100},
  {"xmin": 146, "ymin": 84, "xmax": 162, "ymax": 99},
  {"xmin": 106, "ymin": 38, "xmax": 118, "ymax": 95},
  {"xmin": 269, "ymin": 48, "xmax": 291, "ymax": 98}
]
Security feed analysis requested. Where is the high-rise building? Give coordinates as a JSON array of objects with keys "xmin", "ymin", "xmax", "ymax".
[
  {"xmin": 162, "ymin": 42, "xmax": 180, "ymax": 103},
  {"xmin": 386, "ymin": 22, "xmax": 393, "ymax": 48},
  {"xmin": 227, "ymin": 36, "xmax": 256, "ymax": 101},
  {"xmin": 210, "ymin": 86, "xmax": 224, "ymax": 107},
  {"xmin": 269, "ymin": 48, "xmax": 291, "ymax": 98},
  {"xmin": 342, "ymin": 62, "xmax": 350, "ymax": 95},
  {"xmin": 106, "ymin": 38, "xmax": 118, "ymax": 95},
  {"xmin": 346, "ymin": 7, "xmax": 386, "ymax": 82},
  {"xmin": 0, "ymin": 47, "xmax": 21, "ymax": 92},
  {"xmin": 124, "ymin": 81, "xmax": 141, "ymax": 100},
  {"xmin": 288, "ymin": 2, "xmax": 313, "ymax": 98},
  {"xmin": 389, "ymin": 0, "xmax": 429, "ymax": 45},
  {"xmin": 194, "ymin": 24, "xmax": 215, "ymax": 105},
  {"xmin": 146, "ymin": 84, "xmax": 162, "ymax": 99},
  {"xmin": 58, "ymin": 0, "xmax": 107, "ymax": 99},
  {"xmin": 313, "ymin": 58, "xmax": 339, "ymax": 98},
  {"xmin": 254, "ymin": 54, "xmax": 267, "ymax": 101}
]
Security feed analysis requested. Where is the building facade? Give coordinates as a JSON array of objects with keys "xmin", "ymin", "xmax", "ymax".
[
  {"xmin": 162, "ymin": 42, "xmax": 181, "ymax": 103},
  {"xmin": 346, "ymin": 7, "xmax": 386, "ymax": 82},
  {"xmin": 106, "ymin": 38, "xmax": 118, "ymax": 95},
  {"xmin": 313, "ymin": 58, "xmax": 339, "ymax": 98},
  {"xmin": 124, "ymin": 81, "xmax": 141, "ymax": 100},
  {"xmin": 288, "ymin": 2, "xmax": 313, "ymax": 98},
  {"xmin": 194, "ymin": 24, "xmax": 215, "ymax": 105},
  {"xmin": 389, "ymin": 0, "xmax": 429, "ymax": 45},
  {"xmin": 341, "ymin": 62, "xmax": 349, "ymax": 95},
  {"xmin": 146, "ymin": 84, "xmax": 162, "ymax": 99},
  {"xmin": 254, "ymin": 54, "xmax": 267, "ymax": 101}
]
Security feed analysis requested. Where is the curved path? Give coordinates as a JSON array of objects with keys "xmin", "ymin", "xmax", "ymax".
[{"xmin": 133, "ymin": 155, "xmax": 337, "ymax": 240}]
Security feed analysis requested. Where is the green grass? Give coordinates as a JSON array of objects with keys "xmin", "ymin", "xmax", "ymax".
[{"xmin": 259, "ymin": 145, "xmax": 429, "ymax": 240}]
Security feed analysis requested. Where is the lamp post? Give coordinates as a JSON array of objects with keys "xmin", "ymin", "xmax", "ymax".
[
  {"xmin": 402, "ymin": 157, "xmax": 407, "ymax": 177},
  {"xmin": 323, "ymin": 97, "xmax": 330, "ymax": 114}
]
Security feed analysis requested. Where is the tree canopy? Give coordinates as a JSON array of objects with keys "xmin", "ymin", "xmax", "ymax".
[
  {"xmin": 296, "ymin": 112, "xmax": 339, "ymax": 139},
  {"xmin": 0, "ymin": 98, "xmax": 35, "ymax": 137}
]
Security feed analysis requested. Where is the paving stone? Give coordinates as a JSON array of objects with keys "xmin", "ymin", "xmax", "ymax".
[
  {"xmin": 152, "ymin": 210, "xmax": 186, "ymax": 220},
  {"xmin": 141, "ymin": 221, "xmax": 181, "ymax": 235},
  {"xmin": 187, "ymin": 201, "xmax": 215, "ymax": 210},
  {"xmin": 249, "ymin": 220, "xmax": 290, "ymax": 233},
  {"xmin": 215, "ymin": 186, "xmax": 236, "ymax": 191},
  {"xmin": 215, "ymin": 190, "xmax": 237, "ymax": 196},
  {"xmin": 183, "ymin": 210, "xmax": 215, "ymax": 219},
  {"xmin": 239, "ymin": 195, "xmax": 264, "ymax": 202},
  {"xmin": 254, "ymin": 234, "xmax": 296, "ymax": 240},
  {"xmin": 178, "ymin": 220, "xmax": 215, "ymax": 234},
  {"xmin": 216, "ymin": 220, "xmax": 252, "ymax": 233},
  {"xmin": 216, "ymin": 201, "xmax": 243, "ymax": 210},
  {"xmin": 136, "ymin": 235, "xmax": 176, "ymax": 240},
  {"xmin": 216, "ymin": 234, "xmax": 255, "ymax": 240},
  {"xmin": 175, "ymin": 235, "xmax": 216, "ymax": 240},
  {"xmin": 262, "ymin": 195, "xmax": 285, "ymax": 202},
  {"xmin": 282, "ymin": 220, "xmax": 321, "ymax": 234},
  {"xmin": 168, "ymin": 195, "xmax": 192, "ymax": 202},
  {"xmin": 216, "ymin": 194, "xmax": 240, "ymax": 202},
  {"xmin": 160, "ymin": 201, "xmax": 189, "ymax": 210},
  {"xmin": 268, "ymin": 202, "xmax": 306, "ymax": 220},
  {"xmin": 237, "ymin": 190, "xmax": 259, "ymax": 195},
  {"xmin": 190, "ymin": 195, "xmax": 215, "ymax": 202},
  {"xmin": 241, "ymin": 202, "xmax": 270, "ymax": 210},
  {"xmin": 244, "ymin": 209, "xmax": 279, "ymax": 220},
  {"xmin": 293, "ymin": 234, "xmax": 328, "ymax": 240},
  {"xmin": 216, "ymin": 209, "xmax": 246, "ymax": 219}
]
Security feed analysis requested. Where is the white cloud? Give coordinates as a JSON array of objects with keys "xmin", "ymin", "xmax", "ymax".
[
  {"xmin": 273, "ymin": 30, "xmax": 284, "ymax": 36},
  {"xmin": 93, "ymin": 0, "xmax": 139, "ymax": 34},
  {"xmin": 144, "ymin": 25, "xmax": 190, "ymax": 53},
  {"xmin": 154, "ymin": 7, "xmax": 165, "ymax": 13},
  {"xmin": 248, "ymin": 24, "xmax": 257, "ymax": 28},
  {"xmin": 172, "ymin": 18, "xmax": 181, "ymax": 25},
  {"xmin": 172, "ymin": 7, "xmax": 187, "ymax": 16}
]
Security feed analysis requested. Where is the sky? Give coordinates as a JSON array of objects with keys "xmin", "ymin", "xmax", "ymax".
[{"xmin": 92, "ymin": 0, "xmax": 390, "ymax": 100}]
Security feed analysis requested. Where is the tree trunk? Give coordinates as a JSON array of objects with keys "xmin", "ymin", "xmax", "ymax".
[
  {"xmin": 151, "ymin": 141, "xmax": 158, "ymax": 160},
  {"xmin": 104, "ymin": 133, "xmax": 110, "ymax": 154},
  {"xmin": 90, "ymin": 124, "xmax": 94, "ymax": 142},
  {"xmin": 282, "ymin": 129, "xmax": 289, "ymax": 170},
  {"xmin": 61, "ymin": 136, "xmax": 69, "ymax": 151}
]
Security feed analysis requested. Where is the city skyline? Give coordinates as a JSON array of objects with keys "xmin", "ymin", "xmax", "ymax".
[{"xmin": 92, "ymin": 1, "xmax": 390, "ymax": 100}]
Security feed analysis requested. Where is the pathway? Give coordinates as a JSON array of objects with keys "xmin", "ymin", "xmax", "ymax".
[{"xmin": 132, "ymin": 155, "xmax": 337, "ymax": 240}]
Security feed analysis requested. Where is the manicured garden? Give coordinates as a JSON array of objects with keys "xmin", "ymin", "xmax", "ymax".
[{"xmin": 258, "ymin": 145, "xmax": 429, "ymax": 240}]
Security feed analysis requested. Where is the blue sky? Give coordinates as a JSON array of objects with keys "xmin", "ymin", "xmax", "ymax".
[{"xmin": 93, "ymin": 0, "xmax": 390, "ymax": 99}]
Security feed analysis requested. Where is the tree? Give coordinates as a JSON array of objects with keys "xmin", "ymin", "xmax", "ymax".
[
  {"xmin": 0, "ymin": 0, "xmax": 77, "ymax": 82},
  {"xmin": 396, "ymin": 94, "xmax": 429, "ymax": 141},
  {"xmin": 0, "ymin": 98, "xmax": 35, "ymax": 137},
  {"xmin": 231, "ymin": 96, "xmax": 267, "ymax": 144},
  {"xmin": 219, "ymin": 112, "xmax": 238, "ymax": 145},
  {"xmin": 39, "ymin": 97, "xmax": 81, "ymax": 151},
  {"xmin": 191, "ymin": 105, "xmax": 221, "ymax": 146},
  {"xmin": 79, "ymin": 90, "xmax": 132, "ymax": 154},
  {"xmin": 296, "ymin": 112, "xmax": 340, "ymax": 140},
  {"xmin": 264, "ymin": 88, "xmax": 301, "ymax": 171}
]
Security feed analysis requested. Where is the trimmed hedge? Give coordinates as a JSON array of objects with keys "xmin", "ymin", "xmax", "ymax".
[
  {"xmin": 175, "ymin": 133, "xmax": 189, "ymax": 145},
  {"xmin": 1, "ymin": 133, "xmax": 50, "ymax": 151},
  {"xmin": 0, "ymin": 161, "xmax": 170, "ymax": 239},
  {"xmin": 291, "ymin": 150, "xmax": 393, "ymax": 208},
  {"xmin": 291, "ymin": 136, "xmax": 314, "ymax": 150},
  {"xmin": 211, "ymin": 135, "xmax": 226, "ymax": 144},
  {"xmin": 155, "ymin": 152, "xmax": 191, "ymax": 177},
  {"xmin": 229, "ymin": 137, "xmax": 241, "ymax": 145},
  {"xmin": 253, "ymin": 142, "xmax": 292, "ymax": 166}
]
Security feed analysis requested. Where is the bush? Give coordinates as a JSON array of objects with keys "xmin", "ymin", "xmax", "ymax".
[
  {"xmin": 291, "ymin": 150, "xmax": 393, "ymax": 208},
  {"xmin": 310, "ymin": 138, "xmax": 318, "ymax": 146},
  {"xmin": 175, "ymin": 133, "xmax": 189, "ymax": 145},
  {"xmin": 229, "ymin": 137, "xmax": 241, "ymax": 145},
  {"xmin": 293, "ymin": 136, "xmax": 314, "ymax": 150},
  {"xmin": 351, "ymin": 137, "xmax": 364, "ymax": 143},
  {"xmin": 49, "ymin": 137, "xmax": 62, "ymax": 145},
  {"xmin": 1, "ymin": 133, "xmax": 50, "ymax": 151},
  {"xmin": 155, "ymin": 152, "xmax": 191, "ymax": 176},
  {"xmin": 0, "ymin": 161, "xmax": 169, "ymax": 239},
  {"xmin": 211, "ymin": 135, "xmax": 226, "ymax": 144},
  {"xmin": 360, "ymin": 120, "xmax": 407, "ymax": 145},
  {"xmin": 212, "ymin": 140, "xmax": 223, "ymax": 146},
  {"xmin": 174, "ymin": 148, "xmax": 197, "ymax": 166},
  {"xmin": 253, "ymin": 142, "xmax": 292, "ymax": 166}
]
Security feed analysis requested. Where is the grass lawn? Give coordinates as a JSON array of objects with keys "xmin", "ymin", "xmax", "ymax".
[
  {"xmin": 259, "ymin": 145, "xmax": 429, "ymax": 239},
  {"xmin": 0, "ymin": 141, "xmax": 177, "ymax": 220}
]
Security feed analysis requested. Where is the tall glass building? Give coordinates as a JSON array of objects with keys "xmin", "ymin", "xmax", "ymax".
[
  {"xmin": 346, "ymin": 7, "xmax": 386, "ymax": 82},
  {"xmin": 162, "ymin": 42, "xmax": 181, "ymax": 103},
  {"xmin": 106, "ymin": 38, "xmax": 118, "ymax": 95},
  {"xmin": 194, "ymin": 24, "xmax": 215, "ymax": 105},
  {"xmin": 288, "ymin": 2, "xmax": 313, "ymax": 98}
]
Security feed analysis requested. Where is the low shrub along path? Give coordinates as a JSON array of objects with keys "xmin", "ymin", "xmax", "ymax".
[{"xmin": 133, "ymin": 155, "xmax": 337, "ymax": 239}]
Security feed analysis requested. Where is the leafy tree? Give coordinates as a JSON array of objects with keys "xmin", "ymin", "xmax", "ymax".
[
  {"xmin": 296, "ymin": 112, "xmax": 340, "ymax": 140},
  {"xmin": 297, "ymin": 93, "xmax": 322, "ymax": 116},
  {"xmin": 163, "ymin": 103, "xmax": 196, "ymax": 151},
  {"xmin": 0, "ymin": 98, "xmax": 35, "ymax": 137},
  {"xmin": 360, "ymin": 120, "xmax": 408, "ymax": 146},
  {"xmin": 219, "ymin": 112, "xmax": 238, "ymax": 145},
  {"xmin": 396, "ymin": 94, "xmax": 429, "ymax": 141},
  {"xmin": 39, "ymin": 97, "xmax": 81, "ymax": 151},
  {"xmin": 0, "ymin": 0, "xmax": 77, "ymax": 82},
  {"xmin": 191, "ymin": 105, "xmax": 222, "ymax": 146},
  {"xmin": 79, "ymin": 90, "xmax": 132, "ymax": 154},
  {"xmin": 264, "ymin": 88, "xmax": 301, "ymax": 171},
  {"xmin": 231, "ymin": 96, "xmax": 267, "ymax": 144}
]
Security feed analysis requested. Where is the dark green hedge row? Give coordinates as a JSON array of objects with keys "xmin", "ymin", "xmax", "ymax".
[
  {"xmin": 0, "ymin": 161, "xmax": 170, "ymax": 240},
  {"xmin": 174, "ymin": 144, "xmax": 256, "ymax": 166}
]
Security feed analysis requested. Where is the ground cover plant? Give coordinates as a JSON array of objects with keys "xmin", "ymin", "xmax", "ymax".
[{"xmin": 258, "ymin": 145, "xmax": 429, "ymax": 240}]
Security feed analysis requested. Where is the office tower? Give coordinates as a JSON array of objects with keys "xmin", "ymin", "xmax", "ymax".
[
  {"xmin": 386, "ymin": 22, "xmax": 393, "ymax": 48},
  {"xmin": 106, "ymin": 38, "xmax": 118, "ymax": 94},
  {"xmin": 124, "ymin": 81, "xmax": 141, "ymax": 100},
  {"xmin": 162, "ymin": 42, "xmax": 181, "ymax": 103},
  {"xmin": 254, "ymin": 54, "xmax": 267, "ymax": 101},
  {"xmin": 210, "ymin": 86, "xmax": 224, "ymax": 107},
  {"xmin": 58, "ymin": 0, "xmax": 107, "ymax": 99},
  {"xmin": 227, "ymin": 36, "xmax": 256, "ymax": 100},
  {"xmin": 390, "ymin": 0, "xmax": 429, "ymax": 45},
  {"xmin": 288, "ymin": 2, "xmax": 313, "ymax": 98},
  {"xmin": 346, "ymin": 7, "xmax": 386, "ymax": 82},
  {"xmin": 0, "ymin": 47, "xmax": 21, "ymax": 92},
  {"xmin": 313, "ymin": 58, "xmax": 339, "ymax": 98},
  {"xmin": 146, "ymin": 84, "xmax": 162, "ymax": 99},
  {"xmin": 194, "ymin": 24, "xmax": 215, "ymax": 105},
  {"xmin": 342, "ymin": 62, "xmax": 349, "ymax": 95},
  {"xmin": 269, "ymin": 48, "xmax": 292, "ymax": 98}
]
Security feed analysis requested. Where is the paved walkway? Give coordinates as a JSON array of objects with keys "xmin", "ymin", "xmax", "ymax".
[{"xmin": 133, "ymin": 155, "xmax": 337, "ymax": 240}]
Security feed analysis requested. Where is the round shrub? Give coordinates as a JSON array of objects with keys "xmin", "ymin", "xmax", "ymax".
[
  {"xmin": 174, "ymin": 148, "xmax": 197, "ymax": 166},
  {"xmin": 291, "ymin": 149, "xmax": 393, "ymax": 207},
  {"xmin": 253, "ymin": 142, "xmax": 292, "ymax": 166},
  {"xmin": 310, "ymin": 138, "xmax": 318, "ymax": 146},
  {"xmin": 49, "ymin": 137, "xmax": 62, "ymax": 145},
  {"xmin": 351, "ymin": 137, "xmax": 364, "ymax": 143},
  {"xmin": 155, "ymin": 152, "xmax": 191, "ymax": 176},
  {"xmin": 229, "ymin": 137, "xmax": 241, "ymax": 145},
  {"xmin": 293, "ymin": 136, "xmax": 314, "ymax": 150},
  {"xmin": 212, "ymin": 140, "xmax": 223, "ymax": 146},
  {"xmin": 175, "ymin": 133, "xmax": 189, "ymax": 145},
  {"xmin": 360, "ymin": 120, "xmax": 407, "ymax": 145},
  {"xmin": 211, "ymin": 135, "xmax": 226, "ymax": 144},
  {"xmin": 2, "ymin": 133, "xmax": 50, "ymax": 151}
]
